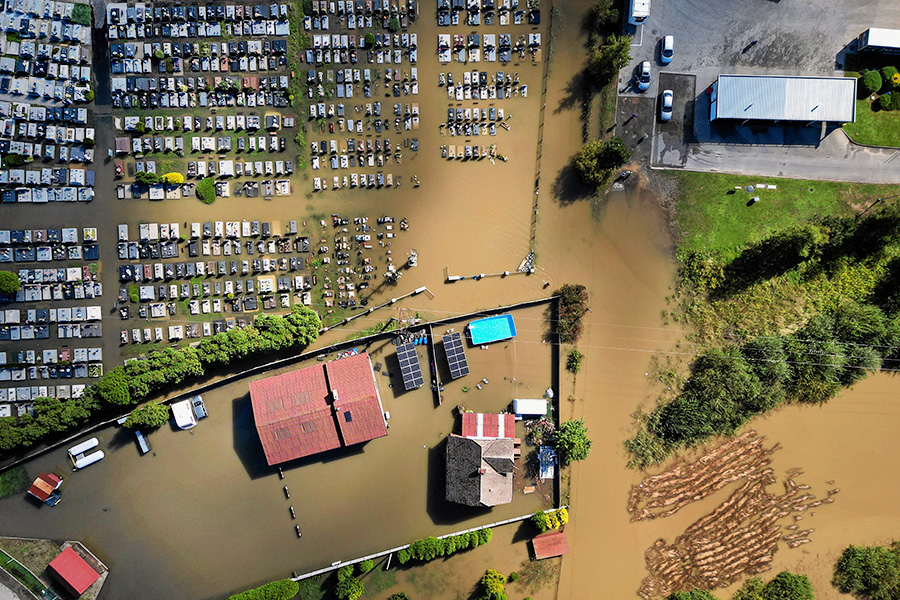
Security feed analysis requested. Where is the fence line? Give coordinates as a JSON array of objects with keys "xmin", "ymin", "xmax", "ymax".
[
  {"xmin": 292, "ymin": 507, "xmax": 569, "ymax": 581},
  {"xmin": 1, "ymin": 296, "xmax": 558, "ymax": 472}
]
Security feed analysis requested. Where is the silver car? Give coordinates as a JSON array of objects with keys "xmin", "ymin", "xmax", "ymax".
[
  {"xmin": 660, "ymin": 89, "xmax": 673, "ymax": 122},
  {"xmin": 637, "ymin": 61, "xmax": 651, "ymax": 91},
  {"xmin": 660, "ymin": 35, "xmax": 674, "ymax": 65}
]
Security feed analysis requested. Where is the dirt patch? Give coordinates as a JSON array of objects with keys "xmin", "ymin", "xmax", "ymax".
[
  {"xmin": 0, "ymin": 538, "xmax": 59, "ymax": 578},
  {"xmin": 630, "ymin": 432, "xmax": 839, "ymax": 598}
]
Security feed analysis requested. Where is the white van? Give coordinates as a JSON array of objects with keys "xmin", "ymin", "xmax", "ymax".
[{"xmin": 629, "ymin": 0, "xmax": 650, "ymax": 25}]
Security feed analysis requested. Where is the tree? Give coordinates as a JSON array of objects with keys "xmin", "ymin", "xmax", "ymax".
[
  {"xmin": 124, "ymin": 402, "xmax": 170, "ymax": 429},
  {"xmin": 70, "ymin": 3, "xmax": 91, "ymax": 26},
  {"xmin": 479, "ymin": 569, "xmax": 507, "ymax": 600},
  {"xmin": 197, "ymin": 177, "xmax": 216, "ymax": 204},
  {"xmin": 387, "ymin": 595, "xmax": 410, "ymax": 600},
  {"xmin": 833, "ymin": 543, "xmax": 900, "ymax": 600},
  {"xmin": 93, "ymin": 367, "xmax": 132, "ymax": 405},
  {"xmin": 84, "ymin": 89, "xmax": 94, "ymax": 102},
  {"xmin": 335, "ymin": 576, "xmax": 364, "ymax": 600},
  {"xmin": 555, "ymin": 419, "xmax": 593, "ymax": 465},
  {"xmin": 587, "ymin": 34, "xmax": 631, "ymax": 85},
  {"xmin": 0, "ymin": 271, "xmax": 20, "ymax": 295},
  {"xmin": 161, "ymin": 172, "xmax": 185, "ymax": 185},
  {"xmin": 357, "ymin": 559, "xmax": 374, "ymax": 574},
  {"xmin": 364, "ymin": 32, "xmax": 376, "ymax": 47},
  {"xmin": 135, "ymin": 171, "xmax": 161, "ymax": 185},
  {"xmin": 133, "ymin": 121, "xmax": 145, "ymax": 135},
  {"xmin": 388, "ymin": 16, "xmax": 400, "ymax": 31},
  {"xmin": 557, "ymin": 283, "xmax": 589, "ymax": 343},
  {"xmin": 733, "ymin": 577, "xmax": 765, "ymax": 600},
  {"xmin": 572, "ymin": 137, "xmax": 630, "ymax": 188},
  {"xmin": 762, "ymin": 571, "xmax": 814, "ymax": 600}
]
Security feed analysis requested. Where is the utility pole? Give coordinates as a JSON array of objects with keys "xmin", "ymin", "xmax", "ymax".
[{"xmin": 856, "ymin": 188, "xmax": 900, "ymax": 221}]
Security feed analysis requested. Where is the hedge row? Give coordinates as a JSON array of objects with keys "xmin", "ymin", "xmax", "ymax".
[
  {"xmin": 197, "ymin": 176, "xmax": 216, "ymax": 204},
  {"xmin": 0, "ymin": 305, "xmax": 321, "ymax": 452},
  {"xmin": 397, "ymin": 529, "xmax": 494, "ymax": 564},
  {"xmin": 227, "ymin": 579, "xmax": 299, "ymax": 600},
  {"xmin": 531, "ymin": 508, "xmax": 569, "ymax": 533}
]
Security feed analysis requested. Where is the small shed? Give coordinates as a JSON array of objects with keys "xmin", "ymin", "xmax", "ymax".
[
  {"xmin": 513, "ymin": 398, "xmax": 547, "ymax": 417},
  {"xmin": 531, "ymin": 531, "xmax": 569, "ymax": 560},
  {"xmin": 48, "ymin": 547, "xmax": 100, "ymax": 595}
]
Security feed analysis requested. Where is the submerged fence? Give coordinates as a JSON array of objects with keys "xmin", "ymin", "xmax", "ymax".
[{"xmin": 291, "ymin": 506, "xmax": 569, "ymax": 581}]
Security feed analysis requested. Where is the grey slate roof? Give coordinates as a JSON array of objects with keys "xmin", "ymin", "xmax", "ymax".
[{"xmin": 445, "ymin": 435, "xmax": 514, "ymax": 507}]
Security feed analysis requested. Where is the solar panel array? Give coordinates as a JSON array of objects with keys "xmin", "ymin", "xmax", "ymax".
[
  {"xmin": 396, "ymin": 343, "xmax": 425, "ymax": 391},
  {"xmin": 442, "ymin": 332, "xmax": 470, "ymax": 379}
]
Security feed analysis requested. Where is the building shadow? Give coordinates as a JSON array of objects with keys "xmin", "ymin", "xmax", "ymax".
[
  {"xmin": 425, "ymin": 438, "xmax": 492, "ymax": 526},
  {"xmin": 511, "ymin": 519, "xmax": 537, "ymax": 543},
  {"xmin": 231, "ymin": 393, "xmax": 273, "ymax": 480}
]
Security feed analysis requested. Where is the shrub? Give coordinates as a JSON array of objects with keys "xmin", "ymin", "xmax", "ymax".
[
  {"xmin": 0, "ymin": 270, "xmax": 21, "ymax": 295},
  {"xmin": 133, "ymin": 121, "xmax": 145, "ymax": 135},
  {"xmin": 387, "ymin": 595, "xmax": 410, "ymax": 600},
  {"xmin": 135, "ymin": 171, "xmax": 161, "ymax": 185},
  {"xmin": 335, "ymin": 576, "xmax": 364, "ymax": 600},
  {"xmin": 882, "ymin": 66, "xmax": 899, "ymax": 87},
  {"xmin": 364, "ymin": 32, "xmax": 376, "ymax": 47},
  {"xmin": 197, "ymin": 176, "xmax": 216, "ymax": 204},
  {"xmin": 665, "ymin": 591, "xmax": 718, "ymax": 600},
  {"xmin": 84, "ymin": 89, "xmax": 94, "ymax": 102},
  {"xmin": 123, "ymin": 402, "xmax": 170, "ymax": 429},
  {"xmin": 397, "ymin": 549, "xmax": 411, "ymax": 564},
  {"xmin": 833, "ymin": 543, "xmax": 900, "ymax": 599},
  {"xmin": 0, "ymin": 466, "xmax": 29, "ymax": 499},
  {"xmin": 161, "ymin": 172, "xmax": 185, "ymax": 184},
  {"xmin": 226, "ymin": 579, "xmax": 299, "ymax": 600},
  {"xmin": 863, "ymin": 70, "xmax": 883, "ymax": 94},
  {"xmin": 508, "ymin": 572, "xmax": 518, "ymax": 583},
  {"xmin": 878, "ymin": 93, "xmax": 893, "ymax": 110},
  {"xmin": 401, "ymin": 530, "xmax": 494, "ymax": 564},
  {"xmin": 566, "ymin": 349, "xmax": 584, "ymax": 374},
  {"xmin": 2, "ymin": 153, "xmax": 25, "ymax": 167},
  {"xmin": 388, "ymin": 16, "xmax": 400, "ymax": 31}
]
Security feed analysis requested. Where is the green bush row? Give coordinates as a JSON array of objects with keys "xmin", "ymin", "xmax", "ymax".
[
  {"xmin": 227, "ymin": 579, "xmax": 299, "ymax": 600},
  {"xmin": 197, "ymin": 176, "xmax": 216, "ymax": 204},
  {"xmin": 0, "ymin": 306, "xmax": 321, "ymax": 452},
  {"xmin": 397, "ymin": 529, "xmax": 494, "ymax": 564}
]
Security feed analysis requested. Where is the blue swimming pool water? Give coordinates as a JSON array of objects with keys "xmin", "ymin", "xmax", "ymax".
[{"xmin": 468, "ymin": 314, "xmax": 517, "ymax": 345}]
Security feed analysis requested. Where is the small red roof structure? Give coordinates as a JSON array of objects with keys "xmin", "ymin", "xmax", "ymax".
[
  {"xmin": 531, "ymin": 531, "xmax": 569, "ymax": 560},
  {"xmin": 27, "ymin": 472, "xmax": 62, "ymax": 502},
  {"xmin": 48, "ymin": 547, "xmax": 99, "ymax": 595},
  {"xmin": 462, "ymin": 413, "xmax": 515, "ymax": 439},
  {"xmin": 250, "ymin": 352, "xmax": 388, "ymax": 465}
]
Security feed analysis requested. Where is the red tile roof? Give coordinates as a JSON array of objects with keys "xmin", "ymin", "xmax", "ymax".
[
  {"xmin": 27, "ymin": 472, "xmax": 61, "ymax": 502},
  {"xmin": 49, "ymin": 547, "xmax": 99, "ymax": 595},
  {"xmin": 461, "ymin": 413, "xmax": 515, "ymax": 439},
  {"xmin": 250, "ymin": 352, "xmax": 387, "ymax": 465},
  {"xmin": 531, "ymin": 530, "xmax": 569, "ymax": 560}
]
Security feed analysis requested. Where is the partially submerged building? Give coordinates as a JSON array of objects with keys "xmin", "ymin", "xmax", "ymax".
[
  {"xmin": 249, "ymin": 352, "xmax": 388, "ymax": 465},
  {"xmin": 48, "ymin": 546, "xmax": 100, "ymax": 596}
]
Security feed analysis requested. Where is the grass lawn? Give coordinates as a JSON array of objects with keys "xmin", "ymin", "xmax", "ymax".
[
  {"xmin": 673, "ymin": 172, "xmax": 899, "ymax": 258},
  {"xmin": 0, "ymin": 537, "xmax": 60, "ymax": 576},
  {"xmin": 0, "ymin": 467, "xmax": 29, "ymax": 499},
  {"xmin": 843, "ymin": 98, "xmax": 900, "ymax": 148}
]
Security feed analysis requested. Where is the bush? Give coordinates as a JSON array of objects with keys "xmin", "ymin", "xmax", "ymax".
[
  {"xmin": 197, "ymin": 176, "xmax": 216, "ymax": 204},
  {"xmin": 335, "ymin": 576, "xmax": 364, "ymax": 600},
  {"xmin": 135, "ymin": 171, "xmax": 161, "ymax": 185},
  {"xmin": 0, "ymin": 466, "xmax": 29, "ymax": 499},
  {"xmin": 665, "ymin": 591, "xmax": 718, "ymax": 600},
  {"xmin": 0, "ymin": 270, "xmax": 21, "ymax": 295},
  {"xmin": 882, "ymin": 66, "xmax": 899, "ymax": 87},
  {"xmin": 508, "ymin": 572, "xmax": 518, "ymax": 583},
  {"xmin": 226, "ymin": 579, "xmax": 299, "ymax": 600},
  {"xmin": 566, "ymin": 349, "xmax": 584, "ymax": 374},
  {"xmin": 387, "ymin": 595, "xmax": 410, "ymax": 600},
  {"xmin": 364, "ymin": 32, "xmax": 376, "ymax": 47},
  {"xmin": 863, "ymin": 70, "xmax": 883, "ymax": 94},
  {"xmin": 891, "ymin": 91, "xmax": 900, "ymax": 111},
  {"xmin": 84, "ymin": 89, "xmax": 94, "ymax": 102},
  {"xmin": 70, "ymin": 3, "xmax": 91, "ymax": 25},
  {"xmin": 878, "ymin": 93, "xmax": 893, "ymax": 110},
  {"xmin": 124, "ymin": 402, "xmax": 170, "ymax": 429},
  {"xmin": 388, "ymin": 16, "xmax": 400, "ymax": 31},
  {"xmin": 402, "ymin": 529, "xmax": 494, "ymax": 564},
  {"xmin": 2, "ymin": 153, "xmax": 25, "ymax": 168},
  {"xmin": 337, "ymin": 566, "xmax": 354, "ymax": 582},
  {"xmin": 587, "ymin": 34, "xmax": 631, "ymax": 86},
  {"xmin": 133, "ymin": 121, "xmax": 145, "ymax": 135}
]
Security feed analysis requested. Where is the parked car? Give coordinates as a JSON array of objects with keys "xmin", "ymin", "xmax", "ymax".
[
  {"xmin": 660, "ymin": 89, "xmax": 673, "ymax": 122},
  {"xmin": 637, "ymin": 61, "xmax": 651, "ymax": 91},
  {"xmin": 660, "ymin": 35, "xmax": 674, "ymax": 65}
]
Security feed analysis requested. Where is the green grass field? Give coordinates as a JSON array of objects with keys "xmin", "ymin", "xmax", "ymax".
[
  {"xmin": 673, "ymin": 172, "xmax": 898, "ymax": 258},
  {"xmin": 843, "ymin": 98, "xmax": 900, "ymax": 148}
]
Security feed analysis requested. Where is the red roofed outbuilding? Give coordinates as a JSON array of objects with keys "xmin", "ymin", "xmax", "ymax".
[
  {"xmin": 461, "ymin": 412, "xmax": 515, "ymax": 439},
  {"xmin": 531, "ymin": 530, "xmax": 570, "ymax": 560},
  {"xmin": 48, "ymin": 547, "xmax": 100, "ymax": 595},
  {"xmin": 26, "ymin": 472, "xmax": 62, "ymax": 503},
  {"xmin": 250, "ymin": 352, "xmax": 388, "ymax": 465}
]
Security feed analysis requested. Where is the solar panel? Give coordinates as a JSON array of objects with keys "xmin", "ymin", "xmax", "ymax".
[
  {"xmin": 442, "ymin": 332, "xmax": 469, "ymax": 379},
  {"xmin": 396, "ymin": 343, "xmax": 424, "ymax": 391}
]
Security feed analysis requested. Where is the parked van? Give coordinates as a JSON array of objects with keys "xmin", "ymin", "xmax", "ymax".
[
  {"xmin": 629, "ymin": 0, "xmax": 650, "ymax": 26},
  {"xmin": 857, "ymin": 28, "xmax": 900, "ymax": 54}
]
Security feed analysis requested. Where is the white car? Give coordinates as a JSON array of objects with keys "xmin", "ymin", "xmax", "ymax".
[
  {"xmin": 660, "ymin": 89, "xmax": 673, "ymax": 122},
  {"xmin": 660, "ymin": 35, "xmax": 674, "ymax": 65},
  {"xmin": 637, "ymin": 61, "xmax": 651, "ymax": 92}
]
